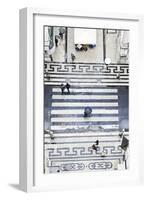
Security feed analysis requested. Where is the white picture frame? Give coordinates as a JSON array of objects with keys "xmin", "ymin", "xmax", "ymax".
[{"xmin": 19, "ymin": 7, "xmax": 144, "ymax": 192}]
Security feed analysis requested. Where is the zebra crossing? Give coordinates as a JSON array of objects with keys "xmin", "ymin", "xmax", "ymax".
[
  {"xmin": 44, "ymin": 63, "xmax": 129, "ymax": 173},
  {"xmin": 50, "ymin": 87, "xmax": 119, "ymax": 132}
]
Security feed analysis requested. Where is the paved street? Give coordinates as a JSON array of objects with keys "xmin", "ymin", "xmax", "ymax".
[{"xmin": 44, "ymin": 63, "xmax": 129, "ymax": 173}]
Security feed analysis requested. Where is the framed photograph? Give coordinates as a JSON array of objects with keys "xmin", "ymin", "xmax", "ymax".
[{"xmin": 19, "ymin": 8, "xmax": 144, "ymax": 192}]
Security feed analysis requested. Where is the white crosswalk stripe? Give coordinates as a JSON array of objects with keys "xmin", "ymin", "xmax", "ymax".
[
  {"xmin": 51, "ymin": 116, "xmax": 119, "ymax": 122},
  {"xmin": 51, "ymin": 109, "xmax": 118, "ymax": 114},
  {"xmin": 52, "ymin": 88, "xmax": 118, "ymax": 93},
  {"xmin": 52, "ymin": 102, "xmax": 118, "ymax": 107},
  {"xmin": 52, "ymin": 95, "xmax": 118, "ymax": 100},
  {"xmin": 51, "ymin": 124, "xmax": 119, "ymax": 130}
]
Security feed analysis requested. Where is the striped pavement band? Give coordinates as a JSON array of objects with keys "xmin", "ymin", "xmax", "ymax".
[
  {"xmin": 51, "ymin": 117, "xmax": 119, "ymax": 122},
  {"xmin": 45, "ymin": 74, "xmax": 128, "ymax": 79},
  {"xmin": 51, "ymin": 102, "xmax": 118, "ymax": 107},
  {"xmin": 45, "ymin": 78, "xmax": 128, "ymax": 83},
  {"xmin": 52, "ymin": 95, "xmax": 118, "ymax": 100},
  {"xmin": 45, "ymin": 82, "xmax": 128, "ymax": 86},
  {"xmin": 52, "ymin": 88, "xmax": 118, "ymax": 93},
  {"xmin": 50, "ymin": 124, "xmax": 119, "ymax": 131},
  {"xmin": 51, "ymin": 109, "xmax": 118, "ymax": 114}
]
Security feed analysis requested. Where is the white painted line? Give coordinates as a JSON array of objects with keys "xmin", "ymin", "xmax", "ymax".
[
  {"xmin": 45, "ymin": 142, "xmax": 120, "ymax": 149},
  {"xmin": 48, "ymin": 78, "xmax": 99, "ymax": 83},
  {"xmin": 45, "ymin": 136, "xmax": 121, "ymax": 143},
  {"xmin": 45, "ymin": 79, "xmax": 128, "ymax": 84},
  {"xmin": 52, "ymin": 102, "xmax": 118, "ymax": 107},
  {"xmin": 51, "ymin": 117, "xmax": 119, "ymax": 122},
  {"xmin": 52, "ymin": 88, "xmax": 118, "ymax": 93},
  {"xmin": 45, "ymin": 82, "xmax": 128, "ymax": 86},
  {"xmin": 51, "ymin": 109, "xmax": 119, "ymax": 114},
  {"xmin": 51, "ymin": 124, "xmax": 119, "ymax": 130},
  {"xmin": 47, "ymin": 74, "xmax": 123, "ymax": 79},
  {"xmin": 46, "ymin": 78, "xmax": 129, "ymax": 83},
  {"xmin": 52, "ymin": 95, "xmax": 118, "ymax": 100},
  {"xmin": 44, "ymin": 132, "xmax": 129, "ymax": 137},
  {"xmin": 47, "ymin": 78, "xmax": 124, "ymax": 83},
  {"xmin": 101, "ymin": 79, "xmax": 129, "ymax": 83}
]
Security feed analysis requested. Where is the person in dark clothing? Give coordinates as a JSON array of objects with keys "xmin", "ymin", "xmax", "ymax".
[
  {"xmin": 60, "ymin": 82, "xmax": 71, "ymax": 94},
  {"xmin": 92, "ymin": 140, "xmax": 99, "ymax": 151},
  {"xmin": 84, "ymin": 107, "xmax": 92, "ymax": 117},
  {"xmin": 116, "ymin": 74, "xmax": 120, "ymax": 80},
  {"xmin": 49, "ymin": 55, "xmax": 53, "ymax": 62},
  {"xmin": 59, "ymin": 27, "xmax": 65, "ymax": 40},
  {"xmin": 65, "ymin": 82, "xmax": 71, "ymax": 94},
  {"xmin": 120, "ymin": 136, "xmax": 129, "ymax": 151},
  {"xmin": 55, "ymin": 36, "xmax": 59, "ymax": 47},
  {"xmin": 59, "ymin": 32, "xmax": 64, "ymax": 40},
  {"xmin": 60, "ymin": 84, "xmax": 65, "ymax": 94}
]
